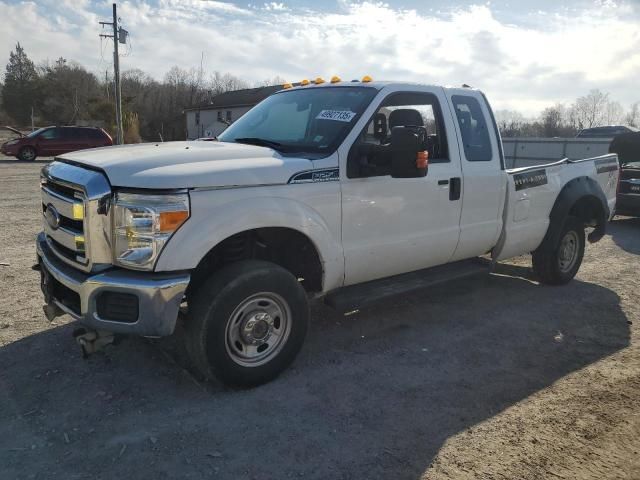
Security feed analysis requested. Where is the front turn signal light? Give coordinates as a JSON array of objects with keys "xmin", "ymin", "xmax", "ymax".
[{"xmin": 159, "ymin": 210, "xmax": 189, "ymax": 233}]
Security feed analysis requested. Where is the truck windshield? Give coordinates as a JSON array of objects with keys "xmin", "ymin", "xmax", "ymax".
[{"xmin": 218, "ymin": 86, "xmax": 378, "ymax": 156}]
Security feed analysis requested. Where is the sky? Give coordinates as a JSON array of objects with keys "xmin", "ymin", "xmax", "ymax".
[{"xmin": 1, "ymin": 0, "xmax": 639, "ymax": 116}]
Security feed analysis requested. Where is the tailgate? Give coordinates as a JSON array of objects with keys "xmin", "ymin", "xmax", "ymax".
[{"xmin": 592, "ymin": 155, "xmax": 620, "ymax": 203}]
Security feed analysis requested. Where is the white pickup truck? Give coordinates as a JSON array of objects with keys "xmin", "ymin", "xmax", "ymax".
[{"xmin": 37, "ymin": 80, "xmax": 619, "ymax": 387}]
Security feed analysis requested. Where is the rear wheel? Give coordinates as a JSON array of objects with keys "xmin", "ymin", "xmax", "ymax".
[
  {"xmin": 532, "ymin": 216, "xmax": 585, "ymax": 285},
  {"xmin": 184, "ymin": 260, "xmax": 309, "ymax": 388},
  {"xmin": 18, "ymin": 146, "xmax": 37, "ymax": 161}
]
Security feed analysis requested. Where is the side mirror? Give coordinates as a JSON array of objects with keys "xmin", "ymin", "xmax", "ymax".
[{"xmin": 390, "ymin": 126, "xmax": 428, "ymax": 178}]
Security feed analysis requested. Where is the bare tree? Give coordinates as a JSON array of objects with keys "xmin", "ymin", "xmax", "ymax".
[
  {"xmin": 604, "ymin": 100, "xmax": 624, "ymax": 125},
  {"xmin": 625, "ymin": 102, "xmax": 640, "ymax": 127},
  {"xmin": 208, "ymin": 71, "xmax": 249, "ymax": 98},
  {"xmin": 37, "ymin": 57, "xmax": 100, "ymax": 125},
  {"xmin": 540, "ymin": 105, "xmax": 564, "ymax": 137},
  {"xmin": 494, "ymin": 109, "xmax": 525, "ymax": 137},
  {"xmin": 571, "ymin": 89, "xmax": 609, "ymax": 129},
  {"xmin": 256, "ymin": 76, "xmax": 288, "ymax": 87}
]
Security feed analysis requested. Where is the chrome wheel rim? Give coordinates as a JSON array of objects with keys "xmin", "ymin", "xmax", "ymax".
[
  {"xmin": 224, "ymin": 292, "xmax": 291, "ymax": 367},
  {"xmin": 558, "ymin": 230, "xmax": 579, "ymax": 273}
]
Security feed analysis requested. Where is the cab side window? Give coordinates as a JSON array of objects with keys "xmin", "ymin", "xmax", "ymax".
[
  {"xmin": 451, "ymin": 95, "xmax": 492, "ymax": 162},
  {"xmin": 348, "ymin": 92, "xmax": 449, "ymax": 178}
]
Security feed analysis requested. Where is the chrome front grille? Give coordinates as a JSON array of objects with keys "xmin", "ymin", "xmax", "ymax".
[
  {"xmin": 41, "ymin": 180, "xmax": 87, "ymax": 265},
  {"xmin": 41, "ymin": 161, "xmax": 113, "ymax": 273}
]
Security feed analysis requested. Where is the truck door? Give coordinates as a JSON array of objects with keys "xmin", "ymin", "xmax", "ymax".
[
  {"xmin": 444, "ymin": 91, "xmax": 506, "ymax": 261},
  {"xmin": 340, "ymin": 88, "xmax": 464, "ymax": 286}
]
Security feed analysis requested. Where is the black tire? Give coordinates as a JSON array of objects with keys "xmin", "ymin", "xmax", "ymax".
[
  {"xmin": 18, "ymin": 146, "xmax": 37, "ymax": 161},
  {"xmin": 184, "ymin": 260, "xmax": 309, "ymax": 388},
  {"xmin": 532, "ymin": 216, "xmax": 585, "ymax": 285}
]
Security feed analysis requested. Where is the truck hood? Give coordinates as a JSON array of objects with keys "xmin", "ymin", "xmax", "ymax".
[{"xmin": 59, "ymin": 141, "xmax": 312, "ymax": 189}]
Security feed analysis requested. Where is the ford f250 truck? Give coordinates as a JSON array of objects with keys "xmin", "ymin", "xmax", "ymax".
[{"xmin": 36, "ymin": 80, "xmax": 619, "ymax": 387}]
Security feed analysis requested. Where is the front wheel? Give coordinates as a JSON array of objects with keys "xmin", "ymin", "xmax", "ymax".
[
  {"xmin": 532, "ymin": 216, "xmax": 585, "ymax": 285},
  {"xmin": 18, "ymin": 146, "xmax": 37, "ymax": 161},
  {"xmin": 184, "ymin": 260, "xmax": 309, "ymax": 388}
]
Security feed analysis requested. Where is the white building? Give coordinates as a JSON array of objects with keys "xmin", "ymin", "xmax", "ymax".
[{"xmin": 184, "ymin": 85, "xmax": 283, "ymax": 140}]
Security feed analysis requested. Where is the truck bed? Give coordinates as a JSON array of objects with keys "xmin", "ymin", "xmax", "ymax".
[{"xmin": 502, "ymin": 137, "xmax": 612, "ymax": 169}]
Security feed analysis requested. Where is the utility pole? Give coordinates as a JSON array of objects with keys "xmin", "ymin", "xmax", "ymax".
[{"xmin": 99, "ymin": 3, "xmax": 126, "ymax": 145}]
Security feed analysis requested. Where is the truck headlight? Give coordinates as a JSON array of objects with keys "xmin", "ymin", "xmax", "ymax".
[{"xmin": 113, "ymin": 192, "xmax": 189, "ymax": 270}]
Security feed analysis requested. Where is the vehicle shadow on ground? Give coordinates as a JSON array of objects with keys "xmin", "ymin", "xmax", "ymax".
[
  {"xmin": 0, "ymin": 270, "xmax": 629, "ymax": 479},
  {"xmin": 610, "ymin": 216, "xmax": 640, "ymax": 254}
]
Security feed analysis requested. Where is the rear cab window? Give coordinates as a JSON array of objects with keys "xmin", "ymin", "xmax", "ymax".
[{"xmin": 451, "ymin": 95, "xmax": 492, "ymax": 162}]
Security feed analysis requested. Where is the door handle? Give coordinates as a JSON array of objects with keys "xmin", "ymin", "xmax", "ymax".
[
  {"xmin": 437, "ymin": 179, "xmax": 449, "ymax": 186},
  {"xmin": 449, "ymin": 177, "xmax": 461, "ymax": 201}
]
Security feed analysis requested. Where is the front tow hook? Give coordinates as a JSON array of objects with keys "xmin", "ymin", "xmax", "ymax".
[
  {"xmin": 73, "ymin": 328, "xmax": 117, "ymax": 358},
  {"xmin": 43, "ymin": 303, "xmax": 64, "ymax": 322}
]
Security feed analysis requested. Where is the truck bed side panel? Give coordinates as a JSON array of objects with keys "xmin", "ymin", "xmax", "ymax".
[{"xmin": 494, "ymin": 154, "xmax": 618, "ymax": 261}]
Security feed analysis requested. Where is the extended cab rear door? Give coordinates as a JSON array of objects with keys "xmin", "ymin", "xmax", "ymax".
[
  {"xmin": 339, "ymin": 85, "xmax": 464, "ymax": 285},
  {"xmin": 444, "ymin": 90, "xmax": 507, "ymax": 261}
]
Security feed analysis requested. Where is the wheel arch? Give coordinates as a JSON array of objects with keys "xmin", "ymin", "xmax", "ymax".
[
  {"xmin": 536, "ymin": 176, "xmax": 609, "ymax": 252},
  {"xmin": 19, "ymin": 144, "xmax": 38, "ymax": 158},
  {"xmin": 155, "ymin": 195, "xmax": 344, "ymax": 294},
  {"xmin": 186, "ymin": 226, "xmax": 325, "ymax": 298}
]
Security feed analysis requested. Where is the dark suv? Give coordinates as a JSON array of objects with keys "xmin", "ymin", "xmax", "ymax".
[
  {"xmin": 609, "ymin": 131, "xmax": 640, "ymax": 217},
  {"xmin": 1, "ymin": 126, "xmax": 113, "ymax": 161},
  {"xmin": 576, "ymin": 125, "xmax": 638, "ymax": 138}
]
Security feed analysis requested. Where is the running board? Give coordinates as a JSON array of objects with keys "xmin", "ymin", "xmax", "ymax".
[{"xmin": 325, "ymin": 258, "xmax": 491, "ymax": 313}]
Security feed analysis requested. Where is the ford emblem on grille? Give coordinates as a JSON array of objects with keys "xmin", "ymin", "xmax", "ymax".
[{"xmin": 44, "ymin": 204, "xmax": 61, "ymax": 230}]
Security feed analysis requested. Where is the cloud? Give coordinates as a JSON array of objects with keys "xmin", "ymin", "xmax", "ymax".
[
  {"xmin": 262, "ymin": 2, "xmax": 288, "ymax": 11},
  {"xmin": 1, "ymin": 0, "xmax": 638, "ymax": 115}
]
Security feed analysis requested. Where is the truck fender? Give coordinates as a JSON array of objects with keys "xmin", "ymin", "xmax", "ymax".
[
  {"xmin": 154, "ymin": 193, "xmax": 344, "ymax": 291},
  {"xmin": 535, "ymin": 176, "xmax": 609, "ymax": 252}
]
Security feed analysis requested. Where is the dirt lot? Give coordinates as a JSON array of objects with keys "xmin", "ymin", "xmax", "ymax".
[{"xmin": 1, "ymin": 158, "xmax": 639, "ymax": 480}]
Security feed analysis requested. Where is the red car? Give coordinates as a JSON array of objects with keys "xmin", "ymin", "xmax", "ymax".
[{"xmin": 1, "ymin": 126, "xmax": 113, "ymax": 161}]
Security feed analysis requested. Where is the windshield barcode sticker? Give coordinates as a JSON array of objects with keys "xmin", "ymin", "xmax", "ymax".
[{"xmin": 316, "ymin": 110, "xmax": 357, "ymax": 122}]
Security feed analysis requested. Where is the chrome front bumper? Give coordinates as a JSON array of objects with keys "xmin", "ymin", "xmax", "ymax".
[{"xmin": 37, "ymin": 233, "xmax": 190, "ymax": 336}]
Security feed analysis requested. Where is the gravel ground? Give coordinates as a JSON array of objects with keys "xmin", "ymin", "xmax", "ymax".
[{"xmin": 1, "ymin": 158, "xmax": 639, "ymax": 480}]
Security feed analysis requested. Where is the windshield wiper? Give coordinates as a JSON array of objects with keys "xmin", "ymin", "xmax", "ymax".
[{"xmin": 233, "ymin": 137, "xmax": 284, "ymax": 150}]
